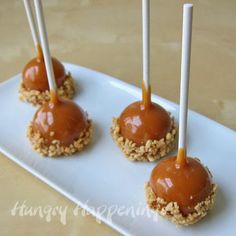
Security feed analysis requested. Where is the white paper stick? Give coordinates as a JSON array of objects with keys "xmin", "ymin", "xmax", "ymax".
[
  {"xmin": 178, "ymin": 4, "xmax": 193, "ymax": 152},
  {"xmin": 23, "ymin": 0, "xmax": 40, "ymax": 51},
  {"xmin": 142, "ymin": 0, "xmax": 150, "ymax": 91},
  {"xmin": 34, "ymin": 0, "xmax": 57, "ymax": 92}
]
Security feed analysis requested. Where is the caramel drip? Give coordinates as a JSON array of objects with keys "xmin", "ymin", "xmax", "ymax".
[
  {"xmin": 50, "ymin": 90, "xmax": 59, "ymax": 104},
  {"xmin": 176, "ymin": 148, "xmax": 187, "ymax": 167},
  {"xmin": 36, "ymin": 44, "xmax": 43, "ymax": 60},
  {"xmin": 142, "ymin": 80, "xmax": 151, "ymax": 109}
]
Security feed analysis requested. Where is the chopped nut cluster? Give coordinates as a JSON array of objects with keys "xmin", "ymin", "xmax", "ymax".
[
  {"xmin": 110, "ymin": 117, "xmax": 177, "ymax": 161},
  {"xmin": 19, "ymin": 73, "xmax": 75, "ymax": 106},
  {"xmin": 27, "ymin": 120, "xmax": 92, "ymax": 157},
  {"xmin": 145, "ymin": 182, "xmax": 217, "ymax": 226}
]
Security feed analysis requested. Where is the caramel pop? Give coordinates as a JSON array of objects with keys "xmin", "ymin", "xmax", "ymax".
[
  {"xmin": 27, "ymin": 0, "xmax": 92, "ymax": 157},
  {"xmin": 111, "ymin": 0, "xmax": 177, "ymax": 161},
  {"xmin": 145, "ymin": 4, "xmax": 217, "ymax": 225},
  {"xmin": 19, "ymin": 0, "xmax": 75, "ymax": 106}
]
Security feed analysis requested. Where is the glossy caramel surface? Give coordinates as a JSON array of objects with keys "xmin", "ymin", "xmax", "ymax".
[
  {"xmin": 1, "ymin": 1, "xmax": 235, "ymax": 235},
  {"xmin": 142, "ymin": 80, "xmax": 151, "ymax": 109},
  {"xmin": 150, "ymin": 156, "xmax": 213, "ymax": 216},
  {"xmin": 22, "ymin": 55, "xmax": 66, "ymax": 92},
  {"xmin": 32, "ymin": 94, "xmax": 88, "ymax": 146},
  {"xmin": 118, "ymin": 101, "xmax": 171, "ymax": 146}
]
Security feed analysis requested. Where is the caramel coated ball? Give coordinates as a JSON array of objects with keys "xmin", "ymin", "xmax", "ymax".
[
  {"xmin": 149, "ymin": 156, "xmax": 213, "ymax": 216},
  {"xmin": 32, "ymin": 95, "xmax": 88, "ymax": 146},
  {"xmin": 118, "ymin": 101, "xmax": 171, "ymax": 146},
  {"xmin": 22, "ymin": 57, "xmax": 66, "ymax": 92}
]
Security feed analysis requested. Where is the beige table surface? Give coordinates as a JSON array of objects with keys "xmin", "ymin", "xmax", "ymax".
[{"xmin": 0, "ymin": 0, "xmax": 236, "ymax": 235}]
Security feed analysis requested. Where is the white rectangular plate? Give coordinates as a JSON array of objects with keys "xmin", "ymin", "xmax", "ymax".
[{"xmin": 0, "ymin": 63, "xmax": 236, "ymax": 236}]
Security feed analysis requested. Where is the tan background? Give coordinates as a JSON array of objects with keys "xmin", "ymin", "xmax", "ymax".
[{"xmin": 0, "ymin": 0, "xmax": 235, "ymax": 235}]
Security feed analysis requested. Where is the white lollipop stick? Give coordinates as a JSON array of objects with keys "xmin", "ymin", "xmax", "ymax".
[
  {"xmin": 177, "ymin": 4, "xmax": 193, "ymax": 163},
  {"xmin": 142, "ymin": 0, "xmax": 150, "ymax": 95},
  {"xmin": 23, "ymin": 0, "xmax": 40, "ymax": 53},
  {"xmin": 33, "ymin": 0, "xmax": 57, "ymax": 92}
]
